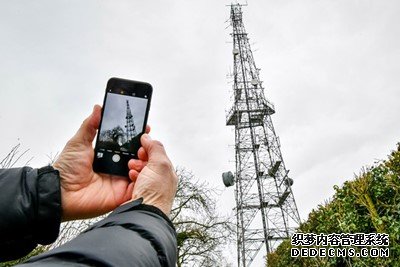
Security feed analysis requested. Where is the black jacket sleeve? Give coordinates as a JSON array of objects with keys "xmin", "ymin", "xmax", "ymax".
[
  {"xmin": 0, "ymin": 166, "xmax": 62, "ymax": 262},
  {"xmin": 22, "ymin": 198, "xmax": 177, "ymax": 267}
]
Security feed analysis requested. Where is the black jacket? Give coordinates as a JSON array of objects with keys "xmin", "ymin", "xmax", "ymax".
[{"xmin": 0, "ymin": 167, "xmax": 177, "ymax": 266}]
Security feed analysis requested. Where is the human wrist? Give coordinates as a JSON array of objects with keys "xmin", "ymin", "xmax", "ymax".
[
  {"xmin": 134, "ymin": 194, "xmax": 172, "ymax": 217},
  {"xmin": 145, "ymin": 202, "xmax": 171, "ymax": 217}
]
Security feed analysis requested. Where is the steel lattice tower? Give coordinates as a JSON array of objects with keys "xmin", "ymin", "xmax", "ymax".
[
  {"xmin": 125, "ymin": 100, "xmax": 137, "ymax": 141},
  {"xmin": 223, "ymin": 4, "xmax": 301, "ymax": 266}
]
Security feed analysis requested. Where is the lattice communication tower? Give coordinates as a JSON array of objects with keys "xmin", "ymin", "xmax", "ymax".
[
  {"xmin": 222, "ymin": 4, "xmax": 301, "ymax": 266},
  {"xmin": 125, "ymin": 100, "xmax": 137, "ymax": 141}
]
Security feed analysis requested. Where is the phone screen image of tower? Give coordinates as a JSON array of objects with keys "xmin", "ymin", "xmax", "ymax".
[{"xmin": 98, "ymin": 92, "xmax": 148, "ymax": 154}]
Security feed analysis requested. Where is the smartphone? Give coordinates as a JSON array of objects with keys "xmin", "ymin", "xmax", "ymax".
[{"xmin": 93, "ymin": 77, "xmax": 152, "ymax": 177}]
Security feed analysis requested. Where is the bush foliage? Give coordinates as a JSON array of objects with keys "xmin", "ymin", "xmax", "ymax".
[
  {"xmin": 268, "ymin": 144, "xmax": 400, "ymax": 267},
  {"xmin": 0, "ymin": 246, "xmax": 46, "ymax": 267}
]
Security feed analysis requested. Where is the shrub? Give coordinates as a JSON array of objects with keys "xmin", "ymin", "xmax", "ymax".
[{"xmin": 268, "ymin": 143, "xmax": 400, "ymax": 267}]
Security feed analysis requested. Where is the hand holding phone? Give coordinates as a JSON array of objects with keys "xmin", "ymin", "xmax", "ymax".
[{"xmin": 54, "ymin": 105, "xmax": 145, "ymax": 221}]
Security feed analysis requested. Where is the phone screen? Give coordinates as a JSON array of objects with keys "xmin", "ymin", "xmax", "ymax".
[{"xmin": 97, "ymin": 91, "xmax": 148, "ymax": 157}]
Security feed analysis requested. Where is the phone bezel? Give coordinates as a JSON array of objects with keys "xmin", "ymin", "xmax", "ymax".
[{"xmin": 93, "ymin": 77, "xmax": 152, "ymax": 177}]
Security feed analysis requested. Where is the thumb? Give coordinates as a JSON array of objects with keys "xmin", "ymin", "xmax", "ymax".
[
  {"xmin": 140, "ymin": 134, "xmax": 167, "ymax": 162},
  {"xmin": 72, "ymin": 105, "xmax": 102, "ymax": 144}
]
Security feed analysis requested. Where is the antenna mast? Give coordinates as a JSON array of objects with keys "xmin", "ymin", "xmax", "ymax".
[{"xmin": 223, "ymin": 4, "xmax": 301, "ymax": 266}]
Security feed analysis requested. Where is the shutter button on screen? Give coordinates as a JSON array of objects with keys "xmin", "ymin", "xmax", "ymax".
[{"xmin": 112, "ymin": 154, "xmax": 121, "ymax": 163}]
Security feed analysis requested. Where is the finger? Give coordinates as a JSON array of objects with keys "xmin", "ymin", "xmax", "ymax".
[
  {"xmin": 129, "ymin": 169, "xmax": 139, "ymax": 183},
  {"xmin": 128, "ymin": 159, "xmax": 147, "ymax": 172},
  {"xmin": 137, "ymin": 147, "xmax": 148, "ymax": 161},
  {"xmin": 91, "ymin": 105, "xmax": 102, "ymax": 130},
  {"xmin": 72, "ymin": 105, "xmax": 102, "ymax": 144},
  {"xmin": 145, "ymin": 125, "xmax": 151, "ymax": 134},
  {"xmin": 140, "ymin": 134, "xmax": 169, "ymax": 162}
]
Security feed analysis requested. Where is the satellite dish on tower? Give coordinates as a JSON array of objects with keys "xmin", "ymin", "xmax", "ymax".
[
  {"xmin": 284, "ymin": 178, "xmax": 294, "ymax": 187},
  {"xmin": 222, "ymin": 171, "xmax": 235, "ymax": 187}
]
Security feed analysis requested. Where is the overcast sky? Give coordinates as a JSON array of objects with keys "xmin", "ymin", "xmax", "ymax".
[{"xmin": 1, "ymin": 0, "xmax": 399, "ymax": 265}]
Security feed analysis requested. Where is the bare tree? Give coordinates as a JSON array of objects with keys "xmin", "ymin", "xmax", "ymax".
[
  {"xmin": 0, "ymin": 143, "xmax": 33, "ymax": 168},
  {"xmin": 172, "ymin": 168, "xmax": 234, "ymax": 267}
]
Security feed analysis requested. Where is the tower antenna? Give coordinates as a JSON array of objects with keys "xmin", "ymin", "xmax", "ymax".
[{"xmin": 223, "ymin": 4, "xmax": 301, "ymax": 266}]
